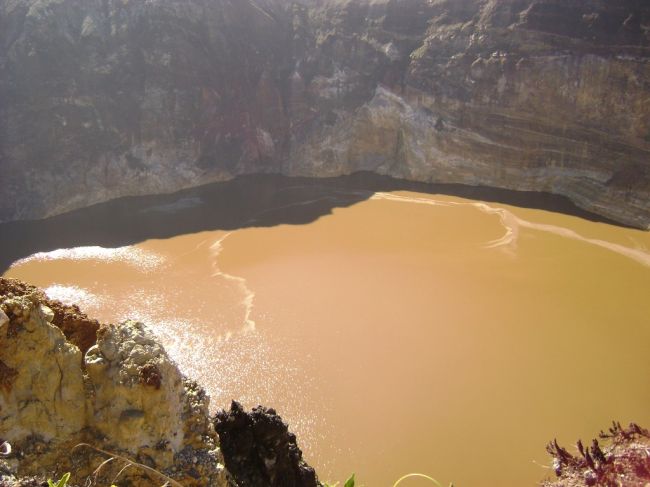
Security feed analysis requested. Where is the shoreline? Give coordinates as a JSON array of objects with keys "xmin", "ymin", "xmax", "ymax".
[{"xmin": 0, "ymin": 171, "xmax": 631, "ymax": 274}]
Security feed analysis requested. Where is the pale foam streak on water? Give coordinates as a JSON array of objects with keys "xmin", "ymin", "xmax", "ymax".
[
  {"xmin": 204, "ymin": 193, "xmax": 362, "ymax": 335},
  {"xmin": 4, "ymin": 187, "xmax": 650, "ymax": 487},
  {"xmin": 371, "ymin": 192, "xmax": 650, "ymax": 267},
  {"xmin": 514, "ymin": 218, "xmax": 650, "ymax": 267},
  {"xmin": 210, "ymin": 232, "xmax": 257, "ymax": 333}
]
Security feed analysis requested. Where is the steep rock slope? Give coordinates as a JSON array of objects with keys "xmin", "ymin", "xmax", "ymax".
[
  {"xmin": 287, "ymin": 0, "xmax": 650, "ymax": 228},
  {"xmin": 0, "ymin": 0, "xmax": 291, "ymax": 220},
  {"xmin": 0, "ymin": 279, "xmax": 229, "ymax": 486},
  {"xmin": 1, "ymin": 0, "xmax": 649, "ymax": 227},
  {"xmin": 0, "ymin": 277, "xmax": 320, "ymax": 487}
]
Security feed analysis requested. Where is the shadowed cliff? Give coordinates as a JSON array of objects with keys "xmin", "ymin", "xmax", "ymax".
[{"xmin": 1, "ymin": 0, "xmax": 649, "ymax": 228}]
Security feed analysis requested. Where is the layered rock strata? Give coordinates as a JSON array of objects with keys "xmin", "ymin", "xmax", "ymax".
[{"xmin": 1, "ymin": 0, "xmax": 649, "ymax": 228}]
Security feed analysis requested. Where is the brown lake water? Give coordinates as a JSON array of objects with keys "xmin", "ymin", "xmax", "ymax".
[{"xmin": 4, "ymin": 181, "xmax": 650, "ymax": 487}]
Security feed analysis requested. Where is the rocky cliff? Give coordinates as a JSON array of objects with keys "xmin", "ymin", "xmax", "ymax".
[
  {"xmin": 1, "ymin": 0, "xmax": 649, "ymax": 228},
  {"xmin": 0, "ymin": 278, "xmax": 318, "ymax": 487}
]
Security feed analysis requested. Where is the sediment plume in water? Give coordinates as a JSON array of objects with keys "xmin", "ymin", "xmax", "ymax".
[{"xmin": 3, "ymin": 182, "xmax": 650, "ymax": 487}]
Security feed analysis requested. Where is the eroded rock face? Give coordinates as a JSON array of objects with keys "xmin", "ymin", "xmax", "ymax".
[
  {"xmin": 86, "ymin": 322, "xmax": 187, "ymax": 452},
  {"xmin": 85, "ymin": 321, "xmax": 229, "ymax": 487},
  {"xmin": 286, "ymin": 0, "xmax": 650, "ymax": 229},
  {"xmin": 1, "ymin": 0, "xmax": 649, "ymax": 228},
  {"xmin": 0, "ymin": 279, "xmax": 230, "ymax": 486},
  {"xmin": 0, "ymin": 278, "xmax": 100, "ymax": 355},
  {"xmin": 0, "ymin": 0, "xmax": 290, "ymax": 221},
  {"xmin": 0, "ymin": 294, "xmax": 85, "ymax": 444}
]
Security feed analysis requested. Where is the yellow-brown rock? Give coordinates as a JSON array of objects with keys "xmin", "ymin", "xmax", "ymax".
[
  {"xmin": 0, "ymin": 281, "xmax": 229, "ymax": 487},
  {"xmin": 0, "ymin": 294, "xmax": 85, "ymax": 443}
]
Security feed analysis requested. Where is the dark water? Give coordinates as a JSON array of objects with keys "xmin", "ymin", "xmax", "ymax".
[{"xmin": 0, "ymin": 172, "xmax": 617, "ymax": 274}]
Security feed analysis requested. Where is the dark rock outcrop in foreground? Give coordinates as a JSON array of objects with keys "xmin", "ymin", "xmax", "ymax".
[
  {"xmin": 0, "ymin": 277, "xmax": 318, "ymax": 487},
  {"xmin": 1, "ymin": 0, "xmax": 649, "ymax": 229},
  {"xmin": 215, "ymin": 401, "xmax": 318, "ymax": 487}
]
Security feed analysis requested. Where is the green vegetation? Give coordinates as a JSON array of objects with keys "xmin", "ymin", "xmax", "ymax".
[
  {"xmin": 47, "ymin": 473, "xmax": 70, "ymax": 487},
  {"xmin": 44, "ymin": 444, "xmax": 184, "ymax": 487},
  {"xmin": 324, "ymin": 473, "xmax": 355, "ymax": 487},
  {"xmin": 73, "ymin": 443, "xmax": 184, "ymax": 487},
  {"xmin": 325, "ymin": 472, "xmax": 453, "ymax": 487}
]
